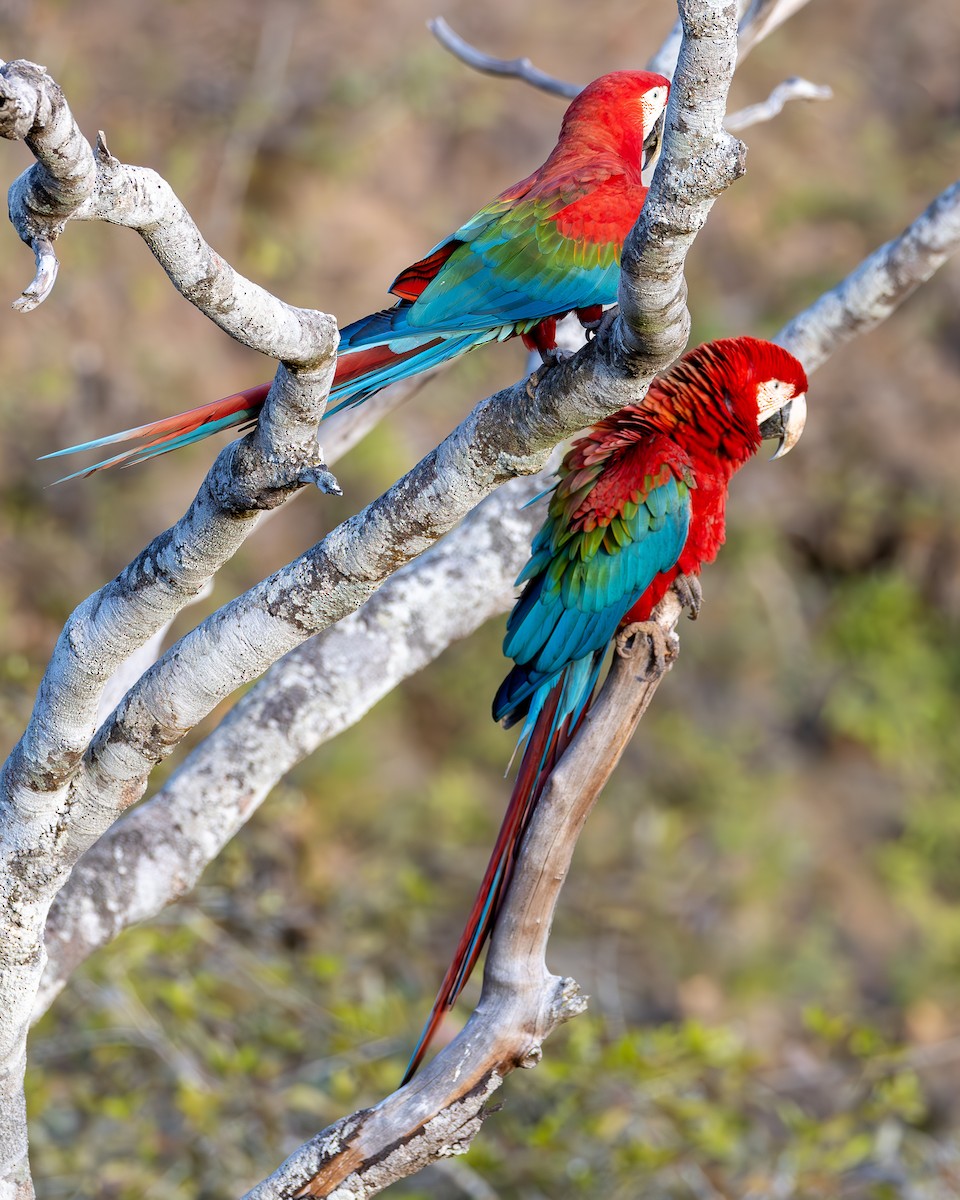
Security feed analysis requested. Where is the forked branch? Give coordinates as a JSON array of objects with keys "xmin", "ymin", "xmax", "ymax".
[
  {"xmin": 0, "ymin": 4, "xmax": 743, "ymax": 1195},
  {"xmin": 37, "ymin": 171, "xmax": 960, "ymax": 1023}
]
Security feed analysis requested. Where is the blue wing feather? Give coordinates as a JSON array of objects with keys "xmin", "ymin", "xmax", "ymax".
[{"xmin": 495, "ymin": 468, "xmax": 691, "ymax": 730}]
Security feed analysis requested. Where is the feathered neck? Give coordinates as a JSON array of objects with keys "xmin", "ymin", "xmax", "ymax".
[{"xmin": 543, "ymin": 71, "xmax": 668, "ymax": 177}]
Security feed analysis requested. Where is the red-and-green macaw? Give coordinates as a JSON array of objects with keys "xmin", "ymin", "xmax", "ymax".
[
  {"xmin": 45, "ymin": 70, "xmax": 670, "ymax": 478},
  {"xmin": 402, "ymin": 336, "xmax": 809, "ymax": 1081}
]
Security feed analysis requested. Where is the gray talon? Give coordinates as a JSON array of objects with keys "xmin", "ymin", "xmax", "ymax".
[
  {"xmin": 673, "ymin": 573, "xmax": 703, "ymax": 620},
  {"xmin": 616, "ymin": 620, "xmax": 668, "ymax": 680}
]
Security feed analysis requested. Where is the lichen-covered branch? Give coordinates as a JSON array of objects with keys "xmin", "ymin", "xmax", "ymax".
[
  {"xmin": 36, "ymin": 468, "xmax": 553, "ymax": 1017},
  {"xmin": 0, "ymin": 4, "xmax": 743, "ymax": 1192},
  {"xmin": 615, "ymin": 0, "xmax": 744, "ymax": 365},
  {"xmin": 38, "ymin": 165, "xmax": 960, "ymax": 1024},
  {"xmin": 30, "ymin": 0, "xmax": 743, "ymax": 882},
  {"xmin": 32, "ymin": 170, "xmax": 953, "ymax": 1017},
  {"xmin": 192, "ymin": 166, "xmax": 960, "ymax": 1200},
  {"xmin": 777, "ymin": 178, "xmax": 960, "ymax": 372}
]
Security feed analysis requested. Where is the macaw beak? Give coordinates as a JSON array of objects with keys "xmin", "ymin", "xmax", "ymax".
[
  {"xmin": 642, "ymin": 111, "xmax": 665, "ymax": 171},
  {"xmin": 759, "ymin": 392, "xmax": 807, "ymax": 459}
]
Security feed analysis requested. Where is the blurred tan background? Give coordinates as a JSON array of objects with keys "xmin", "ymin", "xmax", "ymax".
[{"xmin": 3, "ymin": 0, "xmax": 960, "ymax": 1196}]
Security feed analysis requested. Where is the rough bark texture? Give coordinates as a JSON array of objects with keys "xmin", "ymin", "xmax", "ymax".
[
  {"xmin": 0, "ymin": 0, "xmax": 958, "ymax": 1196},
  {"xmin": 36, "ymin": 169, "xmax": 960, "ymax": 1014},
  {"xmin": 0, "ymin": 5, "xmax": 740, "ymax": 1190},
  {"xmin": 36, "ymin": 467, "xmax": 555, "ymax": 1016},
  {"xmin": 243, "ymin": 596, "xmax": 684, "ymax": 1200}
]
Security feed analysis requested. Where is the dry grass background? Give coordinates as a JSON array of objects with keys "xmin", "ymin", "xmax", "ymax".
[{"xmin": 2, "ymin": 1, "xmax": 960, "ymax": 1196}]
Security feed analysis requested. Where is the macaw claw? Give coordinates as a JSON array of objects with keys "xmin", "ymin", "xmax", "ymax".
[
  {"xmin": 617, "ymin": 620, "xmax": 670, "ymax": 680},
  {"xmin": 673, "ymin": 573, "xmax": 703, "ymax": 620}
]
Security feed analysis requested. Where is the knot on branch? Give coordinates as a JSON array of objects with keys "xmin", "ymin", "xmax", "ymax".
[
  {"xmin": 211, "ymin": 438, "xmax": 340, "ymax": 515},
  {"xmin": 518, "ymin": 1044, "xmax": 542, "ymax": 1069},
  {"xmin": 0, "ymin": 59, "xmax": 49, "ymax": 141}
]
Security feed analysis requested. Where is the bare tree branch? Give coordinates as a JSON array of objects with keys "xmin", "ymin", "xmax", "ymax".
[
  {"xmin": 428, "ymin": 17, "xmax": 580, "ymax": 98},
  {"xmin": 777, "ymin": 179, "xmax": 960, "ymax": 372},
  {"xmin": 36, "ymin": 468, "xmax": 553, "ymax": 1018},
  {"xmin": 6, "ymin": 0, "xmax": 955, "ymax": 1194},
  {"xmin": 243, "ymin": 595, "xmax": 685, "ymax": 1200},
  {"xmin": 615, "ymin": 1, "xmax": 743, "ymax": 362},
  {"xmin": 0, "ymin": 3, "xmax": 743, "ymax": 1189},
  {"xmin": 726, "ymin": 75, "xmax": 832, "ymax": 131},
  {"xmin": 40, "ymin": 170, "xmax": 960, "ymax": 1015}
]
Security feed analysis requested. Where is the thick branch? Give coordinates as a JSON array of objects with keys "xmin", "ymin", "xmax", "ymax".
[
  {"xmin": 47, "ymin": 0, "xmax": 925, "ymax": 1041},
  {"xmin": 0, "ymin": 11, "xmax": 743, "ymax": 1188},
  {"xmin": 36, "ymin": 0, "xmax": 743, "ymax": 878},
  {"xmin": 36, "ymin": 469, "xmax": 552, "ymax": 1016},
  {"xmin": 201, "ymin": 168, "xmax": 960, "ymax": 1200},
  {"xmin": 616, "ymin": 0, "xmax": 744, "ymax": 364}
]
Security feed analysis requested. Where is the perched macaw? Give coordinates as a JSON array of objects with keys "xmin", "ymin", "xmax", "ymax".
[
  {"xmin": 402, "ymin": 336, "xmax": 809, "ymax": 1082},
  {"xmin": 45, "ymin": 70, "xmax": 670, "ymax": 478}
]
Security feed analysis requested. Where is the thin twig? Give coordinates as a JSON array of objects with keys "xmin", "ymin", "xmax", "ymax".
[
  {"xmin": 428, "ymin": 17, "xmax": 579, "ymax": 98},
  {"xmin": 726, "ymin": 76, "xmax": 832, "ymax": 132}
]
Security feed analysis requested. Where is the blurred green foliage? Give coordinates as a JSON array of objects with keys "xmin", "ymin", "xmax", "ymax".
[{"xmin": 4, "ymin": 0, "xmax": 960, "ymax": 1196}]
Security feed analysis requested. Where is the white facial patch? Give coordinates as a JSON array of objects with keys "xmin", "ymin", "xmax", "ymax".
[
  {"xmin": 639, "ymin": 86, "xmax": 669, "ymax": 132},
  {"xmin": 755, "ymin": 378, "xmax": 797, "ymax": 421}
]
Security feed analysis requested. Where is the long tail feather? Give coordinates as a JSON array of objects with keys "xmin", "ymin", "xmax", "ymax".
[
  {"xmin": 44, "ymin": 309, "xmax": 497, "ymax": 477},
  {"xmin": 42, "ymin": 384, "xmax": 270, "ymax": 479},
  {"xmin": 399, "ymin": 657, "xmax": 612, "ymax": 1084}
]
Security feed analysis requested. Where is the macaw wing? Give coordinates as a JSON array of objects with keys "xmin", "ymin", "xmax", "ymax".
[
  {"xmin": 390, "ymin": 166, "xmax": 628, "ymax": 335},
  {"xmin": 496, "ymin": 443, "xmax": 692, "ymax": 721}
]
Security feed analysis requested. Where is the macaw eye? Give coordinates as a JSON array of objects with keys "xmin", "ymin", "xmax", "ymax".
[
  {"xmin": 755, "ymin": 377, "xmax": 797, "ymax": 418},
  {"xmin": 639, "ymin": 88, "xmax": 668, "ymax": 126}
]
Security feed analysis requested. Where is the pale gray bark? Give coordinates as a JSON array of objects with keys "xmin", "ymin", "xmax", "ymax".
[
  {"xmin": 0, "ymin": 4, "xmax": 741, "ymax": 1193},
  {"xmin": 37, "ymin": 468, "xmax": 555, "ymax": 1017},
  {"xmin": 39, "ymin": 171, "xmax": 960, "ymax": 1018},
  {"xmin": 2, "ymin": 0, "xmax": 958, "ymax": 1196}
]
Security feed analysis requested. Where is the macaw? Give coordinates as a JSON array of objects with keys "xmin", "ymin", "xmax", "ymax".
[
  {"xmin": 402, "ymin": 335, "xmax": 809, "ymax": 1082},
  {"xmin": 46, "ymin": 70, "xmax": 670, "ymax": 478}
]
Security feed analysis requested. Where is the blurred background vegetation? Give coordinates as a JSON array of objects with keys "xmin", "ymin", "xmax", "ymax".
[{"xmin": 2, "ymin": 0, "xmax": 960, "ymax": 1195}]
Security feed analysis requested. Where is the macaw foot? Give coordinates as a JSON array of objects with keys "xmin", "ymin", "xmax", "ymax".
[
  {"xmin": 616, "ymin": 620, "xmax": 671, "ymax": 680},
  {"xmin": 526, "ymin": 348, "xmax": 575, "ymax": 398},
  {"xmin": 539, "ymin": 345, "xmax": 576, "ymax": 366},
  {"xmin": 673, "ymin": 573, "xmax": 703, "ymax": 620},
  {"xmin": 584, "ymin": 308, "xmax": 618, "ymax": 340}
]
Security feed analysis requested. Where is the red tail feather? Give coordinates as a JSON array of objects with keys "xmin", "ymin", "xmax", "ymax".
[
  {"xmin": 332, "ymin": 337, "xmax": 445, "ymax": 387},
  {"xmin": 136, "ymin": 383, "xmax": 271, "ymax": 442},
  {"xmin": 402, "ymin": 687, "xmax": 570, "ymax": 1084}
]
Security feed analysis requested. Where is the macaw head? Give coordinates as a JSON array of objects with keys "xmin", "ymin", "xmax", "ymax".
[
  {"xmin": 559, "ymin": 71, "xmax": 671, "ymax": 173},
  {"xmin": 748, "ymin": 341, "xmax": 809, "ymax": 459},
  {"xmin": 636, "ymin": 336, "xmax": 808, "ymax": 466}
]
